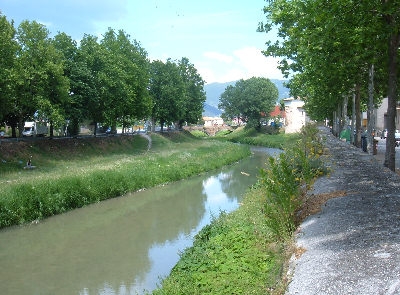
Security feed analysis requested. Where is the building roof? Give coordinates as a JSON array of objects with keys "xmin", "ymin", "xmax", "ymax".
[{"xmin": 270, "ymin": 105, "xmax": 285, "ymax": 118}]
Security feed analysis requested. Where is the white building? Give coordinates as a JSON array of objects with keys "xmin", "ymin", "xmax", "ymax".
[
  {"xmin": 203, "ymin": 116, "xmax": 224, "ymax": 127},
  {"xmin": 374, "ymin": 97, "xmax": 400, "ymax": 132},
  {"xmin": 283, "ymin": 97, "xmax": 310, "ymax": 133}
]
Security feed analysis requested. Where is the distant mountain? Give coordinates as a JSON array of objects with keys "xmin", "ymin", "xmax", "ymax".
[
  {"xmin": 204, "ymin": 81, "xmax": 236, "ymax": 109},
  {"xmin": 203, "ymin": 79, "xmax": 290, "ymax": 116},
  {"xmin": 203, "ymin": 103, "xmax": 222, "ymax": 117},
  {"xmin": 270, "ymin": 79, "xmax": 291, "ymax": 100}
]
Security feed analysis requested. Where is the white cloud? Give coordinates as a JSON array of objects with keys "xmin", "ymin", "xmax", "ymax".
[
  {"xmin": 199, "ymin": 46, "xmax": 284, "ymax": 84},
  {"xmin": 233, "ymin": 47, "xmax": 283, "ymax": 79},
  {"xmin": 203, "ymin": 51, "xmax": 233, "ymax": 64}
]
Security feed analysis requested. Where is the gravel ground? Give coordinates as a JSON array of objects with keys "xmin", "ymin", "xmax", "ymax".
[{"xmin": 286, "ymin": 127, "xmax": 400, "ymax": 295}]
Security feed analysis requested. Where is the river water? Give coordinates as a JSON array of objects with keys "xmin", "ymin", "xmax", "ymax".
[{"xmin": 0, "ymin": 148, "xmax": 280, "ymax": 295}]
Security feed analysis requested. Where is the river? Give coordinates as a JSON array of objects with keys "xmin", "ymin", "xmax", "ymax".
[{"xmin": 0, "ymin": 148, "xmax": 280, "ymax": 295}]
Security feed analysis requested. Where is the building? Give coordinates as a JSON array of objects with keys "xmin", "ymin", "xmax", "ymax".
[
  {"xmin": 203, "ymin": 116, "xmax": 224, "ymax": 127},
  {"xmin": 283, "ymin": 97, "xmax": 309, "ymax": 133},
  {"xmin": 268, "ymin": 105, "xmax": 286, "ymax": 126}
]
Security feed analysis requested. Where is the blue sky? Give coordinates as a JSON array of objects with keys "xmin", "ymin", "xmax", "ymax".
[{"xmin": 0, "ymin": 0, "xmax": 283, "ymax": 84}]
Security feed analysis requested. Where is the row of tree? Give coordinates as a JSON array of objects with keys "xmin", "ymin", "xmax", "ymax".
[
  {"xmin": 0, "ymin": 13, "xmax": 206, "ymax": 137},
  {"xmin": 260, "ymin": 1, "xmax": 400, "ymax": 170}
]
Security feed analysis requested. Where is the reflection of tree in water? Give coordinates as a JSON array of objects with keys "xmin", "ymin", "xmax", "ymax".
[
  {"xmin": 0, "ymin": 175, "xmax": 207, "ymax": 295},
  {"xmin": 144, "ymin": 176, "xmax": 208, "ymax": 243},
  {"xmin": 218, "ymin": 152, "xmax": 270, "ymax": 199},
  {"xmin": 77, "ymin": 176, "xmax": 208, "ymax": 293}
]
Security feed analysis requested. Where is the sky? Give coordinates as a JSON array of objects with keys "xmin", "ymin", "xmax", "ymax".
[{"xmin": 0, "ymin": 0, "xmax": 283, "ymax": 84}]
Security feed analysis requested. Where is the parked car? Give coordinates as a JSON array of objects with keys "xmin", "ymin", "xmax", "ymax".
[{"xmin": 105, "ymin": 127, "xmax": 117, "ymax": 135}]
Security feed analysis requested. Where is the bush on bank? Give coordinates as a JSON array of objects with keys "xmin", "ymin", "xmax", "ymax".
[
  {"xmin": 152, "ymin": 124, "xmax": 326, "ymax": 294},
  {"xmin": 215, "ymin": 126, "xmax": 302, "ymax": 149},
  {"xmin": 0, "ymin": 132, "xmax": 251, "ymax": 228}
]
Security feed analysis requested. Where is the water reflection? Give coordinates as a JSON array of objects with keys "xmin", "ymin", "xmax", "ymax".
[{"xmin": 0, "ymin": 149, "xmax": 279, "ymax": 295}]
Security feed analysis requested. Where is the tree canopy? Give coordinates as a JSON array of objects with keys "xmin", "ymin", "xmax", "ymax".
[
  {"xmin": 260, "ymin": 0, "xmax": 400, "ymax": 170},
  {"xmin": 218, "ymin": 77, "xmax": 278, "ymax": 129},
  {"xmin": 0, "ymin": 12, "xmax": 206, "ymax": 137}
]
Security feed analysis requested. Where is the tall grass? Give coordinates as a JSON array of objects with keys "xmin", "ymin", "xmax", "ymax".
[{"xmin": 0, "ymin": 133, "xmax": 250, "ymax": 228}]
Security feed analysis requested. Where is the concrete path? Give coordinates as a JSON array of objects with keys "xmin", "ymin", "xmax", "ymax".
[
  {"xmin": 139, "ymin": 133, "xmax": 152, "ymax": 151},
  {"xmin": 286, "ymin": 127, "xmax": 400, "ymax": 295}
]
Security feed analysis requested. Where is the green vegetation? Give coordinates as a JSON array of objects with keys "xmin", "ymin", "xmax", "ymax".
[
  {"xmin": 152, "ymin": 124, "xmax": 326, "ymax": 294},
  {"xmin": 260, "ymin": 0, "xmax": 399, "ymax": 170},
  {"xmin": 1, "ymin": 14, "xmax": 205, "ymax": 138},
  {"xmin": 216, "ymin": 126, "xmax": 301, "ymax": 149},
  {"xmin": 189, "ymin": 129, "xmax": 209, "ymax": 138},
  {"xmin": 1, "ymin": 125, "xmax": 327, "ymax": 293},
  {"xmin": 218, "ymin": 77, "xmax": 278, "ymax": 130},
  {"xmin": 0, "ymin": 132, "xmax": 250, "ymax": 228}
]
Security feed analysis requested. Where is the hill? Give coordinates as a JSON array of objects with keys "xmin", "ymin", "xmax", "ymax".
[
  {"xmin": 203, "ymin": 79, "xmax": 290, "ymax": 116},
  {"xmin": 203, "ymin": 103, "xmax": 222, "ymax": 117}
]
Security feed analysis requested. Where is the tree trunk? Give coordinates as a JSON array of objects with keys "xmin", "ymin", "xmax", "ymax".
[
  {"xmin": 367, "ymin": 64, "xmax": 375, "ymax": 154},
  {"xmin": 332, "ymin": 111, "xmax": 337, "ymax": 137},
  {"xmin": 18, "ymin": 120, "xmax": 24, "ymax": 138},
  {"xmin": 384, "ymin": 32, "xmax": 400, "ymax": 171},
  {"xmin": 11, "ymin": 125, "xmax": 17, "ymax": 138},
  {"xmin": 342, "ymin": 95, "xmax": 348, "ymax": 132},
  {"xmin": 355, "ymin": 84, "xmax": 361, "ymax": 148},
  {"xmin": 337, "ymin": 103, "xmax": 343, "ymax": 134},
  {"xmin": 50, "ymin": 121, "xmax": 54, "ymax": 138},
  {"xmin": 351, "ymin": 89, "xmax": 356, "ymax": 145}
]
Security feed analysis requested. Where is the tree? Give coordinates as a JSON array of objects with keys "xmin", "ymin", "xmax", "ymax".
[
  {"xmin": 177, "ymin": 57, "xmax": 206, "ymax": 128},
  {"xmin": 8, "ymin": 20, "xmax": 67, "ymax": 137},
  {"xmin": 0, "ymin": 13, "xmax": 18, "ymax": 124},
  {"xmin": 100, "ymin": 28, "xmax": 152, "ymax": 133},
  {"xmin": 53, "ymin": 32, "xmax": 83, "ymax": 136},
  {"xmin": 218, "ymin": 77, "xmax": 278, "ymax": 129},
  {"xmin": 78, "ymin": 34, "xmax": 108, "ymax": 136},
  {"xmin": 260, "ymin": 0, "xmax": 399, "ymax": 170},
  {"xmin": 41, "ymin": 37, "xmax": 69, "ymax": 137},
  {"xmin": 149, "ymin": 59, "xmax": 185, "ymax": 131}
]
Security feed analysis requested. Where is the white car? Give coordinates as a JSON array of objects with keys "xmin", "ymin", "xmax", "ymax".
[{"xmin": 396, "ymin": 130, "xmax": 400, "ymax": 147}]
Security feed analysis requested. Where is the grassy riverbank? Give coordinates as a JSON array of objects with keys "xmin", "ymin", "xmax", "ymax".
[
  {"xmin": 152, "ymin": 125, "xmax": 327, "ymax": 295},
  {"xmin": 0, "ymin": 132, "xmax": 250, "ymax": 228},
  {"xmin": 216, "ymin": 126, "xmax": 302, "ymax": 149}
]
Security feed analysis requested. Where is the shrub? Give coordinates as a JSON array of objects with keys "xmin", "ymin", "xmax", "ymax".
[
  {"xmin": 258, "ymin": 123, "xmax": 327, "ymax": 240},
  {"xmin": 190, "ymin": 130, "xmax": 208, "ymax": 138}
]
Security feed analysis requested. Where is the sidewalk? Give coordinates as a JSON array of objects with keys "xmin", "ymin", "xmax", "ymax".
[{"xmin": 286, "ymin": 127, "xmax": 400, "ymax": 295}]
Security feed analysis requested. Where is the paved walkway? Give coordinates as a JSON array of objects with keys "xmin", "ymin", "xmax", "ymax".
[{"xmin": 286, "ymin": 127, "xmax": 400, "ymax": 295}]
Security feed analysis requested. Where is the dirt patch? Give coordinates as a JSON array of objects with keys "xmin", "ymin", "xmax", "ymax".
[{"xmin": 294, "ymin": 246, "xmax": 307, "ymax": 259}]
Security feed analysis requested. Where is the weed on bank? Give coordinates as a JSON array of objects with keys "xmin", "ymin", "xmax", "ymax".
[{"xmin": 152, "ymin": 124, "xmax": 327, "ymax": 294}]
